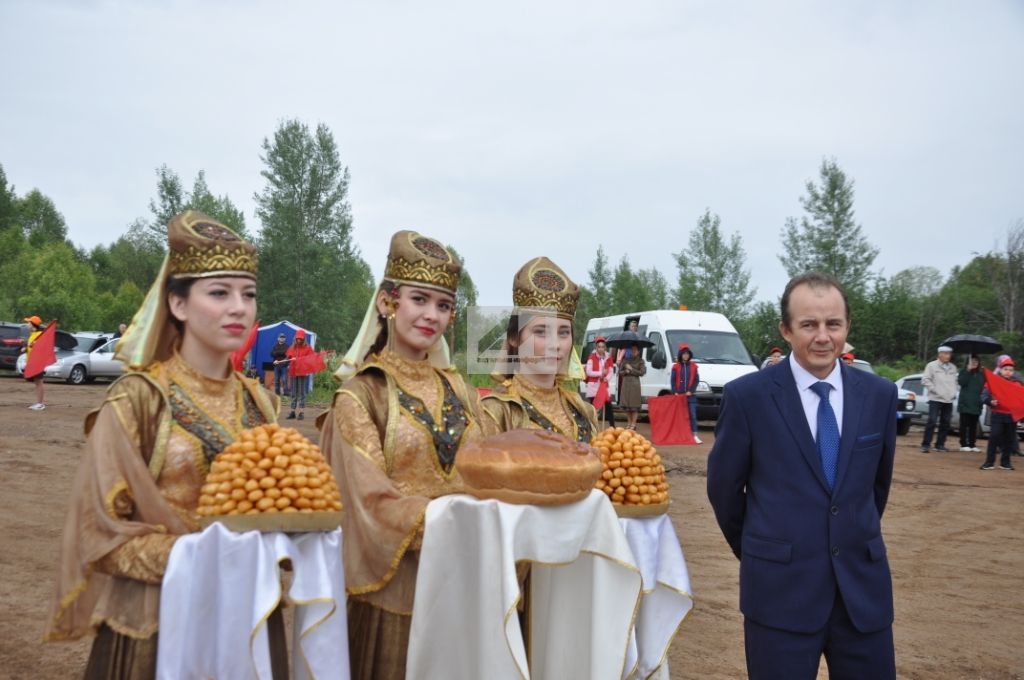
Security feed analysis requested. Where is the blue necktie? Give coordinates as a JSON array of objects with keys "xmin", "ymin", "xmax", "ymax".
[{"xmin": 810, "ymin": 382, "xmax": 839, "ymax": 490}]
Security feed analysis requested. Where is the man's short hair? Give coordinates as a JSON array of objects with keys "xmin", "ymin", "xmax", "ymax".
[{"xmin": 780, "ymin": 272, "xmax": 850, "ymax": 329}]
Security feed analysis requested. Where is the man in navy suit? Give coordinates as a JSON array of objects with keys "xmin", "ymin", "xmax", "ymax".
[{"xmin": 707, "ymin": 272, "xmax": 897, "ymax": 679}]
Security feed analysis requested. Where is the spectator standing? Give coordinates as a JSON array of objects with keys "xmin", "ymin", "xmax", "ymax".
[
  {"xmin": 286, "ymin": 329, "xmax": 315, "ymax": 420},
  {"xmin": 981, "ymin": 355, "xmax": 1020, "ymax": 470},
  {"xmin": 920, "ymin": 345, "xmax": 958, "ymax": 453},
  {"xmin": 112, "ymin": 323, "xmax": 128, "ymax": 339},
  {"xmin": 841, "ymin": 352, "xmax": 855, "ymax": 366},
  {"xmin": 585, "ymin": 336, "xmax": 617, "ymax": 426},
  {"xmin": 958, "ymin": 355, "xmax": 985, "ymax": 452},
  {"xmin": 270, "ymin": 332, "xmax": 290, "ymax": 396},
  {"xmin": 670, "ymin": 343, "xmax": 702, "ymax": 443},
  {"xmin": 619, "ymin": 342, "xmax": 646, "ymax": 430},
  {"xmin": 760, "ymin": 346, "xmax": 783, "ymax": 369},
  {"xmin": 22, "ymin": 315, "xmax": 46, "ymax": 410}
]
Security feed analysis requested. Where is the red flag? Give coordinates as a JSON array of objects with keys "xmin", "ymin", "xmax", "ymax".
[
  {"xmin": 230, "ymin": 320, "xmax": 260, "ymax": 372},
  {"xmin": 983, "ymin": 368, "xmax": 1024, "ymax": 421},
  {"xmin": 24, "ymin": 320, "xmax": 57, "ymax": 379},
  {"xmin": 593, "ymin": 379, "xmax": 610, "ymax": 411},
  {"xmin": 291, "ymin": 350, "xmax": 327, "ymax": 376},
  {"xmin": 647, "ymin": 393, "xmax": 697, "ymax": 446}
]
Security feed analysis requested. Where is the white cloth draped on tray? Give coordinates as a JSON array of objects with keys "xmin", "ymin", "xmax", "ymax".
[
  {"xmin": 619, "ymin": 514, "xmax": 694, "ymax": 680},
  {"xmin": 157, "ymin": 522, "xmax": 348, "ymax": 680},
  {"xmin": 407, "ymin": 489, "xmax": 643, "ymax": 680}
]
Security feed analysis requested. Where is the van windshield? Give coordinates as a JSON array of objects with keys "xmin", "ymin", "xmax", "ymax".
[{"xmin": 666, "ymin": 330, "xmax": 753, "ymax": 366}]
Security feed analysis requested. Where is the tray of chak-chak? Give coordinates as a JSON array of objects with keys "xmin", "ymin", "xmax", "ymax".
[
  {"xmin": 591, "ymin": 427, "xmax": 672, "ymax": 518},
  {"xmin": 196, "ymin": 424, "xmax": 344, "ymax": 533}
]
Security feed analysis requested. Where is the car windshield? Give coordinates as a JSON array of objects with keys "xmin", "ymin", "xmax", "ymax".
[{"xmin": 665, "ymin": 330, "xmax": 753, "ymax": 366}]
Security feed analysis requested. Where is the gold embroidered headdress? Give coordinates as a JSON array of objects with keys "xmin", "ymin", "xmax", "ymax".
[
  {"xmin": 492, "ymin": 257, "xmax": 585, "ymax": 381},
  {"xmin": 337, "ymin": 230, "xmax": 462, "ymax": 380},
  {"xmin": 116, "ymin": 211, "xmax": 257, "ymax": 369}
]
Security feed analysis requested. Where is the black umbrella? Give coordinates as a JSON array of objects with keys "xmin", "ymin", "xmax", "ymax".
[
  {"xmin": 941, "ymin": 334, "xmax": 1003, "ymax": 355},
  {"xmin": 605, "ymin": 330, "xmax": 654, "ymax": 349}
]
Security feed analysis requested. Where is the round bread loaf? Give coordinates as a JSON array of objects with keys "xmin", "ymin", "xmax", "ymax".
[{"xmin": 457, "ymin": 428, "xmax": 603, "ymax": 505}]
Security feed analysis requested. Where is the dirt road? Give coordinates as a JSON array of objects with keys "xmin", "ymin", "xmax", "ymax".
[{"xmin": 1, "ymin": 378, "xmax": 1021, "ymax": 678}]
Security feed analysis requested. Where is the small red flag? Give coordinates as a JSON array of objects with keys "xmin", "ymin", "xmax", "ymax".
[
  {"xmin": 291, "ymin": 350, "xmax": 327, "ymax": 376},
  {"xmin": 24, "ymin": 320, "xmax": 58, "ymax": 379},
  {"xmin": 231, "ymin": 320, "xmax": 260, "ymax": 373},
  {"xmin": 593, "ymin": 379, "xmax": 610, "ymax": 411},
  {"xmin": 983, "ymin": 368, "xmax": 1024, "ymax": 422}
]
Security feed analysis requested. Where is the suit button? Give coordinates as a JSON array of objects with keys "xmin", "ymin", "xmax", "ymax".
[
  {"xmin": 830, "ymin": 505, "xmax": 839, "ymax": 516},
  {"xmin": 831, "ymin": 546, "xmax": 840, "ymax": 556}
]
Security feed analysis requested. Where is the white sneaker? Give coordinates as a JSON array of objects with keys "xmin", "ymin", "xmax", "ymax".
[
  {"xmin": 28, "ymin": 402, "xmax": 46, "ymax": 410},
  {"xmin": 693, "ymin": 435, "xmax": 703, "ymax": 444},
  {"xmin": 971, "ymin": 447, "xmax": 982, "ymax": 452},
  {"xmin": 959, "ymin": 446, "xmax": 971, "ymax": 452}
]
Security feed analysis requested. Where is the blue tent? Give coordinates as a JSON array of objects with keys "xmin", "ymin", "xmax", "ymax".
[{"xmin": 250, "ymin": 320, "xmax": 318, "ymax": 387}]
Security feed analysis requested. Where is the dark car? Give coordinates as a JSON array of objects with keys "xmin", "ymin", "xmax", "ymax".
[{"xmin": 0, "ymin": 322, "xmax": 78, "ymax": 370}]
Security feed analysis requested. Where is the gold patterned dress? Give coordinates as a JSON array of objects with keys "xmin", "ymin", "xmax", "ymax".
[
  {"xmin": 46, "ymin": 353, "xmax": 278, "ymax": 679},
  {"xmin": 319, "ymin": 347, "xmax": 483, "ymax": 680},
  {"xmin": 481, "ymin": 375, "xmax": 598, "ymax": 442}
]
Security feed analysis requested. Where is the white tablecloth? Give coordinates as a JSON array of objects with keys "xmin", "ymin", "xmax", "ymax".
[
  {"xmin": 619, "ymin": 515, "xmax": 693, "ymax": 679},
  {"xmin": 407, "ymin": 489, "xmax": 643, "ymax": 680},
  {"xmin": 157, "ymin": 522, "xmax": 349, "ymax": 680}
]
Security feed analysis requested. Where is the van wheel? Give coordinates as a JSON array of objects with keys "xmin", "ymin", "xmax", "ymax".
[
  {"xmin": 896, "ymin": 418, "xmax": 911, "ymax": 436},
  {"xmin": 68, "ymin": 364, "xmax": 87, "ymax": 385}
]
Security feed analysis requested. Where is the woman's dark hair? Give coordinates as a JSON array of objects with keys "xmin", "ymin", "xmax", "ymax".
[
  {"xmin": 366, "ymin": 281, "xmax": 398, "ymax": 359},
  {"xmin": 677, "ymin": 347, "xmax": 692, "ymax": 363},
  {"xmin": 166, "ymin": 277, "xmax": 198, "ymax": 335}
]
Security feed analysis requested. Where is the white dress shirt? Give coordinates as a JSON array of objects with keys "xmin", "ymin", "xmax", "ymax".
[{"xmin": 789, "ymin": 356, "xmax": 844, "ymax": 441}]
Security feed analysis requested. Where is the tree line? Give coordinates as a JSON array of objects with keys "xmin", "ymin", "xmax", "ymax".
[{"xmin": 1, "ymin": 137, "xmax": 1020, "ymax": 371}]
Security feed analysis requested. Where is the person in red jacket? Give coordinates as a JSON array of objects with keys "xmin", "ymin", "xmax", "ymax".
[
  {"xmin": 584, "ymin": 336, "xmax": 616, "ymax": 426},
  {"xmin": 286, "ymin": 329, "xmax": 315, "ymax": 420},
  {"xmin": 980, "ymin": 355, "xmax": 1021, "ymax": 471},
  {"xmin": 670, "ymin": 343, "xmax": 701, "ymax": 443}
]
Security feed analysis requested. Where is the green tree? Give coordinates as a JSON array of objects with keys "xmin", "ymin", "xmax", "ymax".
[
  {"xmin": 735, "ymin": 299, "xmax": 785, "ymax": 360},
  {"xmin": 17, "ymin": 189, "xmax": 69, "ymax": 247},
  {"xmin": 89, "ymin": 219, "xmax": 165, "ymax": 296},
  {"xmin": 446, "ymin": 245, "xmax": 479, "ymax": 363},
  {"xmin": 0, "ymin": 163, "xmax": 18, "ymax": 234},
  {"xmin": 95, "ymin": 281, "xmax": 145, "ymax": 331},
  {"xmin": 779, "ymin": 158, "xmax": 879, "ymax": 295},
  {"xmin": 146, "ymin": 165, "xmax": 247, "ymax": 237},
  {"xmin": 16, "ymin": 242, "xmax": 100, "ymax": 329},
  {"xmin": 675, "ymin": 208, "xmax": 755, "ymax": 318},
  {"xmin": 636, "ymin": 267, "xmax": 672, "ymax": 310},
  {"xmin": 254, "ymin": 119, "xmax": 373, "ymax": 350},
  {"xmin": 575, "ymin": 246, "xmax": 614, "ymax": 339}
]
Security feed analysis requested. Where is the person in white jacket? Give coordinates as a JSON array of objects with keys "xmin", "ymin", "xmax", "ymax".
[{"xmin": 921, "ymin": 344, "xmax": 959, "ymax": 453}]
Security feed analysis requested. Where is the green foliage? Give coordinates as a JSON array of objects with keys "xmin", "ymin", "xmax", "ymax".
[
  {"xmin": 145, "ymin": 165, "xmax": 247, "ymax": 237},
  {"xmin": 17, "ymin": 189, "xmax": 69, "ymax": 247},
  {"xmin": 89, "ymin": 220, "xmax": 165, "ymax": 296},
  {"xmin": 674, "ymin": 208, "xmax": 755, "ymax": 319},
  {"xmin": 15, "ymin": 242, "xmax": 99, "ymax": 329},
  {"xmin": 779, "ymin": 158, "xmax": 879, "ymax": 295},
  {"xmin": 446, "ymin": 245, "xmax": 478, "ymax": 363},
  {"xmin": 254, "ymin": 120, "xmax": 374, "ymax": 351},
  {"xmin": 735, "ymin": 300, "xmax": 784, "ymax": 360},
  {"xmin": 0, "ymin": 163, "xmax": 18, "ymax": 234}
]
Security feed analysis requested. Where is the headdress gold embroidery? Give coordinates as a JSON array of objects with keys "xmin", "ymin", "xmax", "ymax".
[
  {"xmin": 383, "ymin": 231, "xmax": 461, "ymax": 295},
  {"xmin": 166, "ymin": 211, "xmax": 257, "ymax": 279},
  {"xmin": 512, "ymin": 257, "xmax": 579, "ymax": 320}
]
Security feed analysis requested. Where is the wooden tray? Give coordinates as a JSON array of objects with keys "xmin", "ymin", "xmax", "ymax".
[
  {"xmin": 199, "ymin": 511, "xmax": 343, "ymax": 533},
  {"xmin": 613, "ymin": 502, "xmax": 670, "ymax": 518}
]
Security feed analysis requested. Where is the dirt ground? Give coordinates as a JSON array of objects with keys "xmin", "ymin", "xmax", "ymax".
[{"xmin": 1, "ymin": 377, "xmax": 1022, "ymax": 679}]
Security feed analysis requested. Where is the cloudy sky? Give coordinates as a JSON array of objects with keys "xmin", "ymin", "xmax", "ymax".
[{"xmin": 2, "ymin": 0, "xmax": 1021, "ymax": 308}]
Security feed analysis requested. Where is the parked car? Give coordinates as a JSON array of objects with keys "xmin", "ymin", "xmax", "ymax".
[
  {"xmin": 4, "ymin": 322, "xmax": 79, "ymax": 370},
  {"xmin": 849, "ymin": 360, "xmax": 918, "ymax": 436},
  {"xmin": 894, "ymin": 372, "xmax": 1013, "ymax": 439},
  {"xmin": 16, "ymin": 332, "xmax": 124, "ymax": 384}
]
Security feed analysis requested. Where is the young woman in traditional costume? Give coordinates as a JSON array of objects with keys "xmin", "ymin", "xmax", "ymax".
[
  {"xmin": 480, "ymin": 256, "xmax": 597, "ymax": 442},
  {"xmin": 319, "ymin": 230, "xmax": 482, "ymax": 680},
  {"xmin": 45, "ymin": 212, "xmax": 278, "ymax": 679}
]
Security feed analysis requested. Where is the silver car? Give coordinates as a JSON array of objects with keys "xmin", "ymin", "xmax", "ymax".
[
  {"xmin": 16, "ymin": 333, "xmax": 125, "ymax": 384},
  {"xmin": 895, "ymin": 373, "xmax": 993, "ymax": 437}
]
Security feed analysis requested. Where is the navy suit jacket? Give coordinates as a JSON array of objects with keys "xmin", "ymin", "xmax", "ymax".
[{"xmin": 706, "ymin": 357, "xmax": 897, "ymax": 634}]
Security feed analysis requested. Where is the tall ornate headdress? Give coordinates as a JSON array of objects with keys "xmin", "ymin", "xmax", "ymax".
[
  {"xmin": 337, "ymin": 230, "xmax": 462, "ymax": 380},
  {"xmin": 492, "ymin": 256, "xmax": 585, "ymax": 381},
  {"xmin": 116, "ymin": 211, "xmax": 257, "ymax": 369}
]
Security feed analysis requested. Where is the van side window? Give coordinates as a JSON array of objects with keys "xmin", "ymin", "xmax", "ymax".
[{"xmin": 646, "ymin": 332, "xmax": 662, "ymax": 362}]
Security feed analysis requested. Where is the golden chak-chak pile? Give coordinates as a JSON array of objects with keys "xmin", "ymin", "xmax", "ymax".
[
  {"xmin": 593, "ymin": 427, "xmax": 669, "ymax": 506},
  {"xmin": 197, "ymin": 424, "xmax": 342, "ymax": 517}
]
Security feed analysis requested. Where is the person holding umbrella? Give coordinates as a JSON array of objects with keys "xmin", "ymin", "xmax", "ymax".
[
  {"xmin": 958, "ymin": 355, "xmax": 985, "ymax": 451},
  {"xmin": 619, "ymin": 340, "xmax": 646, "ymax": 430}
]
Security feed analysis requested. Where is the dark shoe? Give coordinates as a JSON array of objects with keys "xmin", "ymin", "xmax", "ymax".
[
  {"xmin": 297, "ymin": 412, "xmax": 305, "ymax": 420},
  {"xmin": 934, "ymin": 446, "xmax": 949, "ymax": 452},
  {"xmin": 999, "ymin": 464, "xmax": 1015, "ymax": 470},
  {"xmin": 980, "ymin": 464, "xmax": 995, "ymax": 470},
  {"xmin": 286, "ymin": 411, "xmax": 296, "ymax": 420},
  {"xmin": 920, "ymin": 446, "xmax": 930, "ymax": 453},
  {"xmin": 1012, "ymin": 451, "xmax": 1024, "ymax": 457}
]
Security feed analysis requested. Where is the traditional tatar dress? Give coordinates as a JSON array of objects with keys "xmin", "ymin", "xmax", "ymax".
[
  {"xmin": 45, "ymin": 212, "xmax": 278, "ymax": 679},
  {"xmin": 319, "ymin": 230, "xmax": 483, "ymax": 680}
]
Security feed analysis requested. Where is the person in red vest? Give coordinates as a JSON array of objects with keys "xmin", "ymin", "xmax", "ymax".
[
  {"xmin": 585, "ymin": 336, "xmax": 616, "ymax": 426},
  {"xmin": 286, "ymin": 329, "xmax": 316, "ymax": 420},
  {"xmin": 22, "ymin": 315, "xmax": 47, "ymax": 410},
  {"xmin": 670, "ymin": 343, "xmax": 702, "ymax": 443},
  {"xmin": 980, "ymin": 355, "xmax": 1022, "ymax": 471}
]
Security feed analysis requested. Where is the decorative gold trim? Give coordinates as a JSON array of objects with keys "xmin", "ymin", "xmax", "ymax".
[
  {"xmin": 640, "ymin": 581, "xmax": 695, "ymax": 680},
  {"xmin": 346, "ymin": 506, "xmax": 427, "ymax": 596},
  {"xmin": 42, "ymin": 569, "xmax": 93, "ymax": 641},
  {"xmin": 248, "ymin": 590, "xmax": 283, "ymax": 679},
  {"xmin": 168, "ymin": 243, "xmax": 257, "ymax": 278},
  {"xmin": 384, "ymin": 257, "xmax": 459, "ymax": 295},
  {"xmin": 103, "ymin": 479, "xmax": 130, "ymax": 521},
  {"xmin": 95, "ymin": 611, "xmax": 160, "ymax": 640}
]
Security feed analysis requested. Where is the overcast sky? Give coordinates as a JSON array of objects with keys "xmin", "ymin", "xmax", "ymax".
[{"xmin": 2, "ymin": 0, "xmax": 1022, "ymax": 309}]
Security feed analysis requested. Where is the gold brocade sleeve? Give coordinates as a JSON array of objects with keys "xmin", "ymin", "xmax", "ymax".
[
  {"xmin": 322, "ymin": 378, "xmax": 430, "ymax": 601},
  {"xmin": 95, "ymin": 533, "xmax": 178, "ymax": 585}
]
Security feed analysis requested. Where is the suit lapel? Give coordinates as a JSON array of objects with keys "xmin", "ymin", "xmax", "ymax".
[
  {"xmin": 771, "ymin": 358, "xmax": 831, "ymax": 494},
  {"xmin": 833, "ymin": 363, "xmax": 864, "ymax": 493}
]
